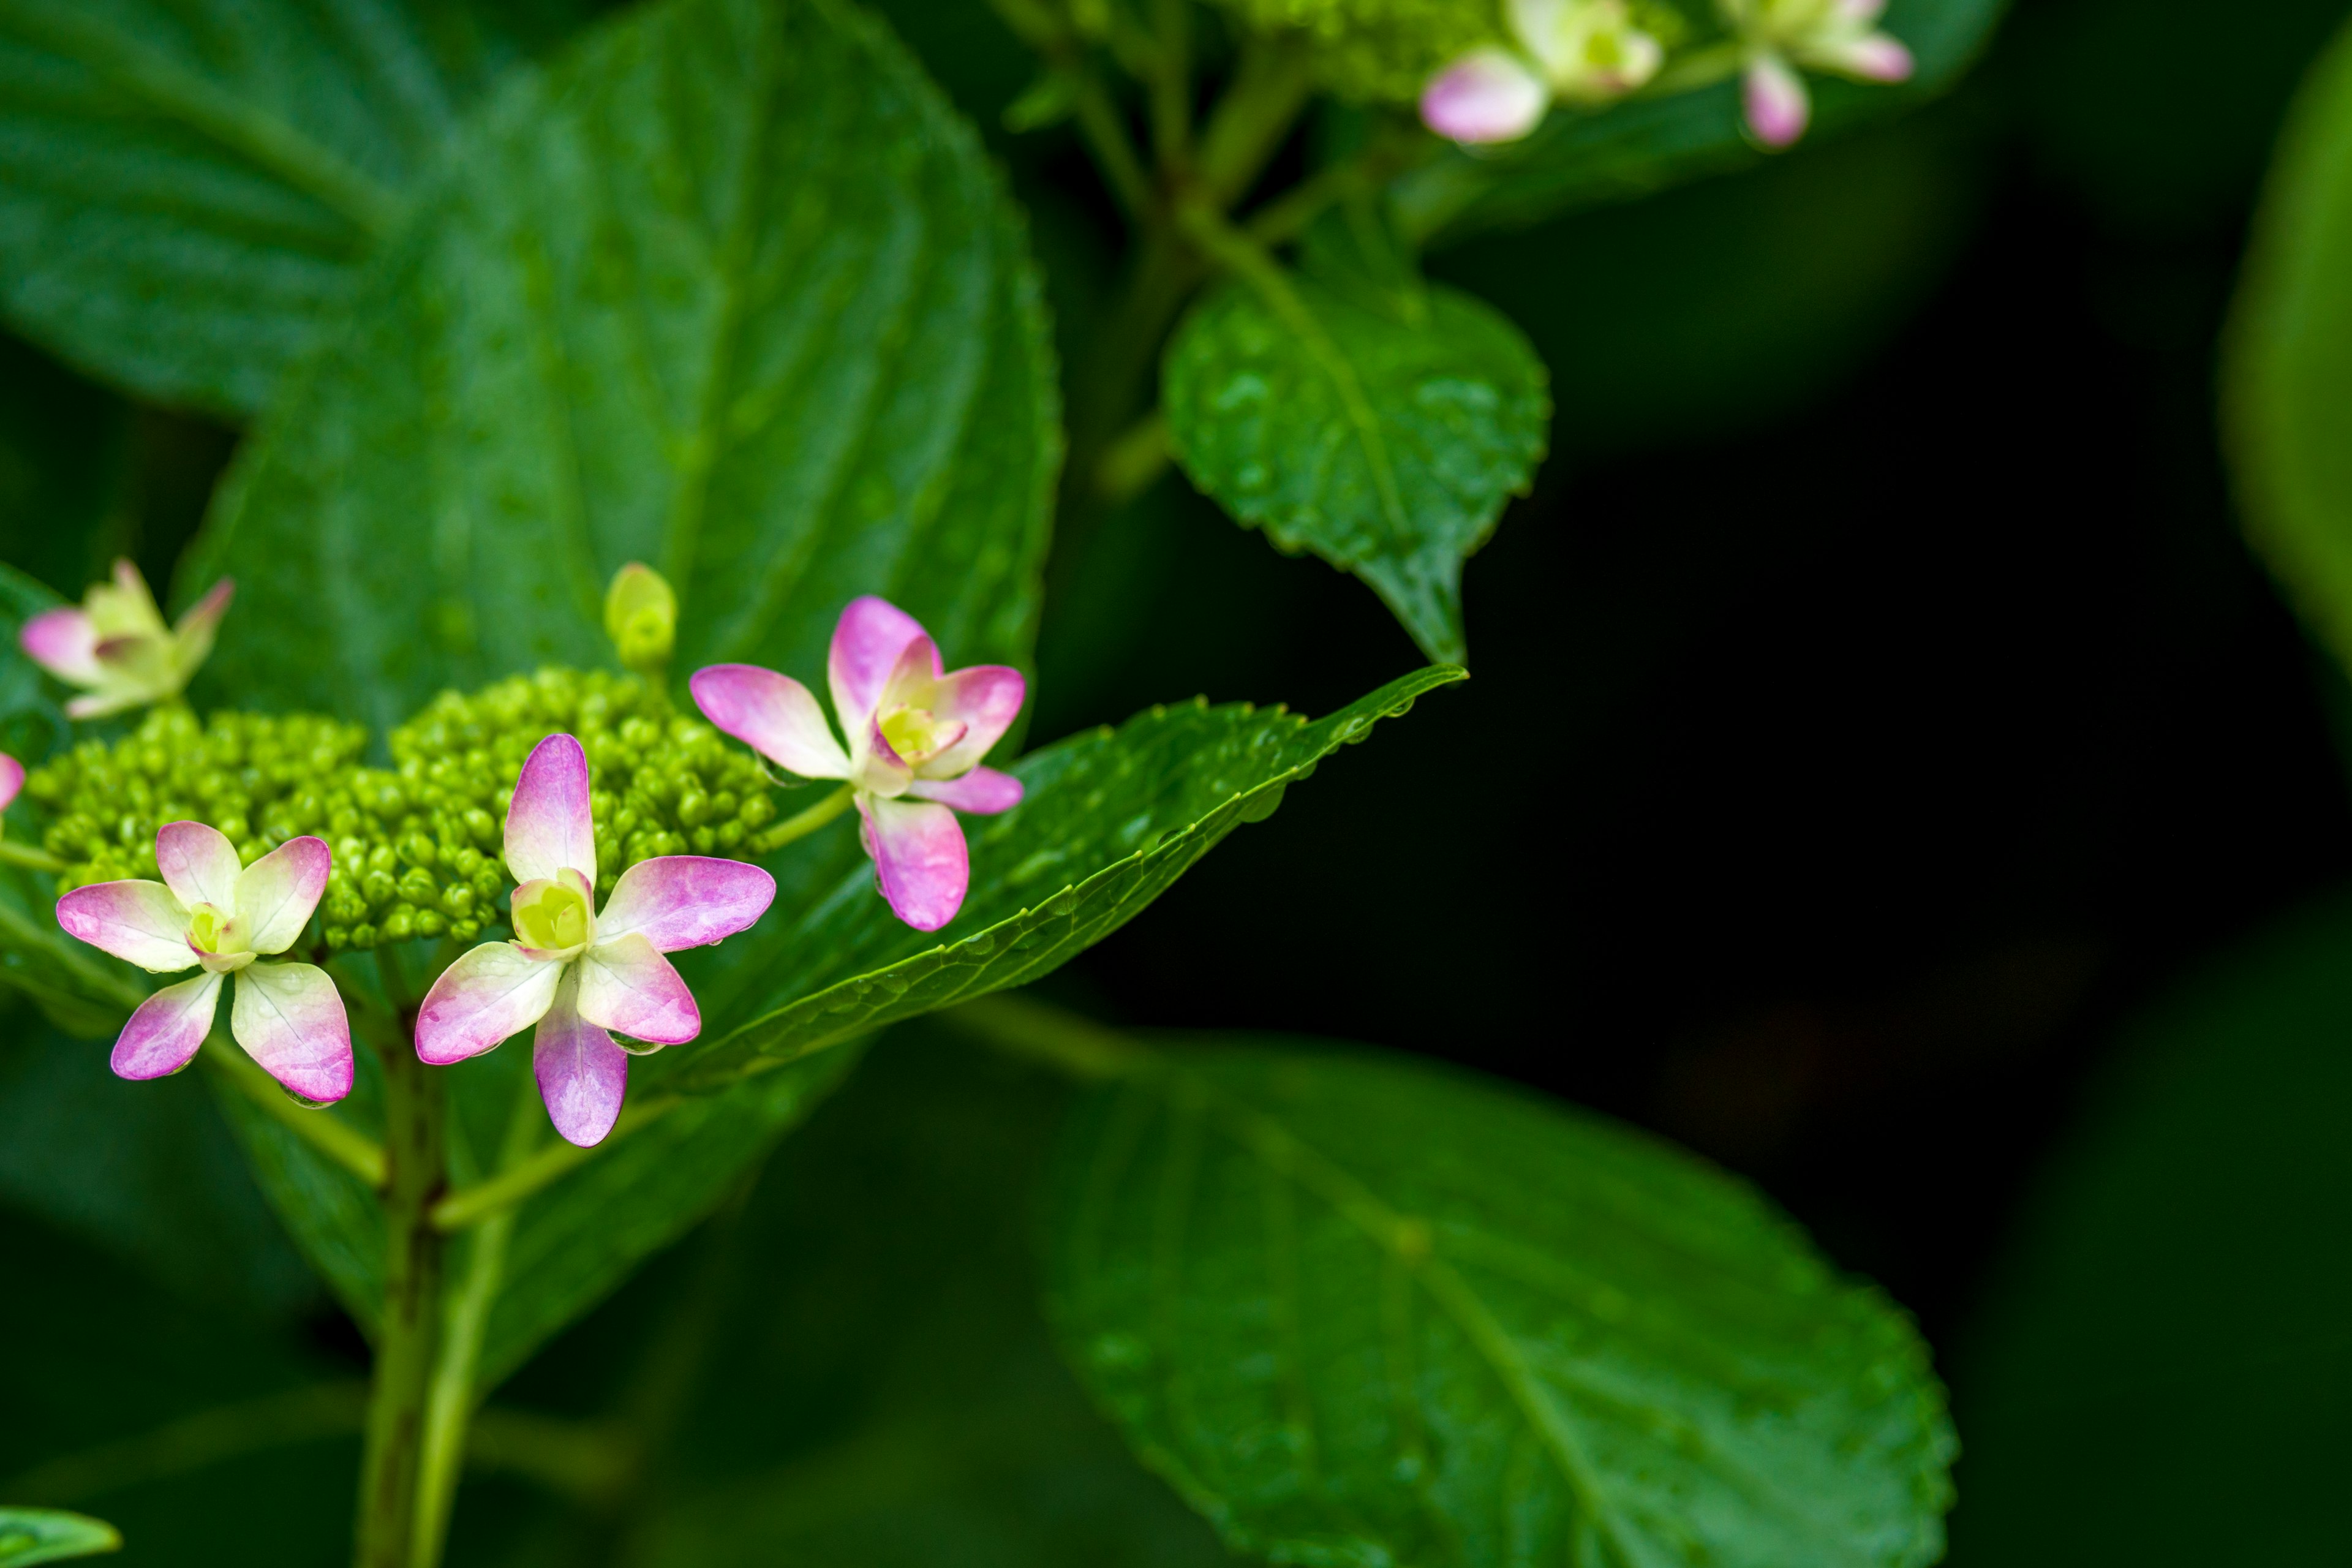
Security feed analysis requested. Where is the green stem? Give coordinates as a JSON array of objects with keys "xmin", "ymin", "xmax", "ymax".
[
  {"xmin": 430, "ymin": 1095, "xmax": 679, "ymax": 1232},
  {"xmin": 0, "ymin": 840, "xmax": 67, "ymax": 873},
  {"xmin": 410, "ymin": 1070, "xmax": 544, "ymax": 1567},
  {"xmin": 940, "ymin": 992, "xmax": 1155, "ymax": 1079},
  {"xmin": 1071, "ymin": 64, "xmax": 1154, "ymax": 217},
  {"xmin": 354, "ymin": 957, "xmax": 447, "ymax": 1568},
  {"xmin": 747, "ymin": 784, "xmax": 856, "ymax": 855},
  {"xmin": 1146, "ymin": 0, "xmax": 1192, "ymax": 170},
  {"xmin": 1194, "ymin": 32, "xmax": 1314, "ymax": 210},
  {"xmin": 202, "ymin": 1034, "xmax": 388, "ymax": 1189}
]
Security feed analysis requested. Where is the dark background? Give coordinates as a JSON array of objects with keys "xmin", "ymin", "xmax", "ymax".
[{"xmin": 6, "ymin": 0, "xmax": 2351, "ymax": 1556}]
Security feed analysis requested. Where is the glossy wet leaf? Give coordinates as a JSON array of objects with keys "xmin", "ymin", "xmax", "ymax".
[
  {"xmin": 190, "ymin": 0, "xmax": 1058, "ymax": 740},
  {"xmin": 0, "ymin": 1509, "xmax": 119, "ymax": 1565},
  {"xmin": 2225, "ymin": 14, "xmax": 2352, "ymax": 677},
  {"xmin": 658, "ymin": 665, "xmax": 1464, "ymax": 1096},
  {"xmin": 0, "ymin": 0, "xmax": 611, "ymax": 414},
  {"xmin": 1041, "ymin": 1037, "xmax": 1954, "ymax": 1568},
  {"xmin": 1161, "ymin": 270, "xmax": 1547, "ymax": 665},
  {"xmin": 1389, "ymin": 0, "xmax": 2008, "ymax": 247}
]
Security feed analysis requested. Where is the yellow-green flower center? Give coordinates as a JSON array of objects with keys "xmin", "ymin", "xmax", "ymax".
[
  {"xmin": 878, "ymin": 704, "xmax": 955, "ymax": 766},
  {"xmin": 187, "ymin": 904, "xmax": 234, "ymax": 954},
  {"xmin": 513, "ymin": 878, "xmax": 592, "ymax": 953}
]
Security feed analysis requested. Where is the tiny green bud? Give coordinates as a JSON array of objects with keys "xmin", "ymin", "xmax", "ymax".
[{"xmin": 603, "ymin": 562, "xmax": 677, "ymax": 676}]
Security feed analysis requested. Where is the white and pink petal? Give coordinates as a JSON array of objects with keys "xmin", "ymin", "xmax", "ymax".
[
  {"xmin": 20, "ymin": 607, "xmax": 102, "ymax": 685},
  {"xmin": 906, "ymin": 766, "xmax": 1023, "ymax": 815},
  {"xmin": 828, "ymin": 596, "xmax": 929, "ymax": 728},
  {"xmin": 534, "ymin": 969, "xmax": 629, "ymax": 1148},
  {"xmin": 235, "ymin": 835, "xmax": 332, "ymax": 954},
  {"xmin": 58, "ymin": 879, "xmax": 198, "ymax": 972},
  {"xmin": 595, "ymin": 856, "xmax": 775, "ymax": 952},
  {"xmin": 230, "ymin": 961, "xmax": 353, "ymax": 1105},
  {"xmin": 0, "ymin": 753, "xmax": 21, "ymax": 814},
  {"xmin": 156, "ymin": 819, "xmax": 242, "ymax": 911},
  {"xmin": 689, "ymin": 665, "xmax": 850, "ymax": 780},
  {"xmin": 913, "ymin": 665, "xmax": 1025, "ymax": 778},
  {"xmin": 858, "ymin": 794, "xmax": 969, "ymax": 933},
  {"xmin": 1421, "ymin": 49, "xmax": 1550, "ymax": 145},
  {"xmin": 1743, "ymin": 54, "xmax": 1811, "ymax": 146},
  {"xmin": 575, "ymin": 932, "xmax": 700, "ymax": 1046},
  {"xmin": 505, "ymin": 733, "xmax": 597, "ymax": 886},
  {"xmin": 111, "ymin": 971, "xmax": 224, "ymax": 1081},
  {"xmin": 413, "ymin": 941, "xmax": 565, "ymax": 1065}
]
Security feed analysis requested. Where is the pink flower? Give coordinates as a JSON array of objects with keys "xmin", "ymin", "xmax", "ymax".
[
  {"xmin": 1728, "ymin": 0, "xmax": 1913, "ymax": 149},
  {"xmin": 1420, "ymin": 0, "xmax": 1663, "ymax": 146},
  {"xmin": 0, "ymin": 753, "xmax": 21, "ymax": 814},
  {"xmin": 55, "ymin": 822, "xmax": 352, "ymax": 1104},
  {"xmin": 691, "ymin": 596, "xmax": 1027, "ymax": 933},
  {"xmin": 414, "ymin": 734, "xmax": 776, "ymax": 1147},
  {"xmin": 20, "ymin": 559, "xmax": 234, "ymax": 719}
]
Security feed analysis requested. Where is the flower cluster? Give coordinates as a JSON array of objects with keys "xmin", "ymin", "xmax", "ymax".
[
  {"xmin": 1214, "ymin": 0, "xmax": 1504, "ymax": 104},
  {"xmin": 20, "ymin": 559, "xmax": 233, "ymax": 718}
]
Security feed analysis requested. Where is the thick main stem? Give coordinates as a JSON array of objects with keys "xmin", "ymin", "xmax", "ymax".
[{"xmin": 354, "ymin": 1008, "xmax": 447, "ymax": 1568}]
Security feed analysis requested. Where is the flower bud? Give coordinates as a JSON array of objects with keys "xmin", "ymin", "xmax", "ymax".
[{"xmin": 604, "ymin": 563, "xmax": 677, "ymax": 677}]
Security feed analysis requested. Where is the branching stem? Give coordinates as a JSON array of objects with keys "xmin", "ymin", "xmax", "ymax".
[
  {"xmin": 429, "ymin": 1095, "xmax": 680, "ymax": 1232},
  {"xmin": 748, "ymin": 783, "xmax": 856, "ymax": 855}
]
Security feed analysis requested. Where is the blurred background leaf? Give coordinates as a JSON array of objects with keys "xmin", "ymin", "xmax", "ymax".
[
  {"xmin": 1945, "ymin": 889, "xmax": 2352, "ymax": 1563},
  {"xmin": 1038, "ymin": 1028, "xmax": 1951, "ymax": 1568},
  {"xmin": 190, "ymin": 0, "xmax": 1058, "ymax": 744},
  {"xmin": 0, "ymin": 1507, "xmax": 119, "ymax": 1564},
  {"xmin": 0, "ymin": 0, "xmax": 617, "ymax": 416}
]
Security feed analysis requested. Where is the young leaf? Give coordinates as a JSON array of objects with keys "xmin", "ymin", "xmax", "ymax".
[
  {"xmin": 657, "ymin": 665, "xmax": 1465, "ymax": 1097},
  {"xmin": 190, "ymin": 0, "xmax": 1058, "ymax": 740},
  {"xmin": 1387, "ymin": 0, "xmax": 2008, "ymax": 247},
  {"xmin": 0, "ymin": 0, "xmax": 603, "ymax": 415},
  {"xmin": 2225, "ymin": 14, "xmax": 2352, "ymax": 677},
  {"xmin": 1038, "ymin": 1034, "xmax": 1954, "ymax": 1568},
  {"xmin": 1160, "ymin": 262, "xmax": 1548, "ymax": 666},
  {"xmin": 0, "ymin": 1509, "xmax": 118, "ymax": 1565}
]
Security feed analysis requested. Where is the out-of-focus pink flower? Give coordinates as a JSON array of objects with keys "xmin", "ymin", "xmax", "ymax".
[
  {"xmin": 0, "ymin": 753, "xmax": 21, "ymax": 815},
  {"xmin": 20, "ymin": 560, "xmax": 234, "ymax": 720},
  {"xmin": 413, "ymin": 734, "xmax": 775, "ymax": 1147},
  {"xmin": 55, "ymin": 821, "xmax": 350, "ymax": 1104},
  {"xmin": 692, "ymin": 596, "xmax": 1027, "ymax": 934},
  {"xmin": 1728, "ymin": 0, "xmax": 1913, "ymax": 149},
  {"xmin": 1420, "ymin": 0, "xmax": 1663, "ymax": 146}
]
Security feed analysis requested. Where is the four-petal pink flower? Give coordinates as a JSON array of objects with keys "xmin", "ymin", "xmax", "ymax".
[
  {"xmin": 414, "ymin": 734, "xmax": 775, "ymax": 1147},
  {"xmin": 691, "ymin": 596, "xmax": 1025, "ymax": 933},
  {"xmin": 56, "ymin": 823, "xmax": 352, "ymax": 1103},
  {"xmin": 20, "ymin": 559, "xmax": 234, "ymax": 719}
]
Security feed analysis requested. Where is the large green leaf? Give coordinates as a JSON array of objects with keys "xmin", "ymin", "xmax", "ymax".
[
  {"xmin": 1159, "ymin": 259, "xmax": 1547, "ymax": 667},
  {"xmin": 189, "ymin": 0, "xmax": 1059, "ymax": 741},
  {"xmin": 2225, "ymin": 13, "xmax": 2352, "ymax": 676},
  {"xmin": 1035, "ymin": 1028, "xmax": 1954, "ymax": 1568},
  {"xmin": 1387, "ymin": 0, "xmax": 2009, "ymax": 247},
  {"xmin": 0, "ymin": 0, "xmax": 610, "ymax": 415},
  {"xmin": 1947, "ymin": 890, "xmax": 2352, "ymax": 1566},
  {"xmin": 659, "ymin": 664, "xmax": 1464, "ymax": 1096},
  {"xmin": 0, "ymin": 1509, "xmax": 118, "ymax": 1565}
]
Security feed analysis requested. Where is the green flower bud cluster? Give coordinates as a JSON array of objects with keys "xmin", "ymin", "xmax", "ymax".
[
  {"xmin": 25, "ymin": 668, "xmax": 783, "ymax": 958},
  {"xmin": 1221, "ymin": 0, "xmax": 1501, "ymax": 102},
  {"xmin": 28, "ymin": 706, "xmax": 369, "ymax": 894}
]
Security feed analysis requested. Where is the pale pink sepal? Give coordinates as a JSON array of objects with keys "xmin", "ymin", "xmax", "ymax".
[
  {"xmin": 829, "ymin": 596, "xmax": 927, "ymax": 726},
  {"xmin": 173, "ymin": 578, "xmax": 235, "ymax": 659},
  {"xmin": 1744, "ymin": 55, "xmax": 1811, "ymax": 146},
  {"xmin": 916, "ymin": 666, "xmax": 1026, "ymax": 778},
  {"xmin": 237, "ymin": 835, "xmax": 331, "ymax": 954},
  {"xmin": 414, "ymin": 941, "xmax": 564, "ymax": 1065},
  {"xmin": 907, "ymin": 766, "xmax": 1023, "ymax": 815},
  {"xmin": 157, "ymin": 820, "xmax": 241, "ymax": 911},
  {"xmin": 19, "ymin": 607, "xmax": 100, "ymax": 684},
  {"xmin": 689, "ymin": 664, "xmax": 850, "ymax": 780},
  {"xmin": 596, "ymin": 856, "xmax": 775, "ymax": 952},
  {"xmin": 505, "ymin": 733, "xmax": 596, "ymax": 886},
  {"xmin": 231, "ymin": 961, "xmax": 353, "ymax": 1104},
  {"xmin": 1421, "ymin": 49, "xmax": 1550, "ymax": 145},
  {"xmin": 58, "ymin": 879, "xmax": 200, "ymax": 973},
  {"xmin": 535, "ymin": 969, "xmax": 627, "ymax": 1147},
  {"xmin": 0, "ymin": 753, "xmax": 21, "ymax": 814},
  {"xmin": 1813, "ymin": 32, "xmax": 1912, "ymax": 81},
  {"xmin": 859, "ymin": 794, "xmax": 968, "ymax": 932},
  {"xmin": 576, "ymin": 932, "xmax": 700, "ymax": 1046},
  {"xmin": 111, "ymin": 971, "xmax": 224, "ymax": 1080}
]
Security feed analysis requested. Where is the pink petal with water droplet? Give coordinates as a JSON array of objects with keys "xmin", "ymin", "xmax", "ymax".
[
  {"xmin": 111, "ymin": 971, "xmax": 223, "ymax": 1080},
  {"xmin": 505, "ymin": 733, "xmax": 596, "ymax": 886},
  {"xmin": 906, "ymin": 766, "xmax": 1023, "ymax": 815},
  {"xmin": 58, "ymin": 879, "xmax": 198, "ymax": 972},
  {"xmin": 689, "ymin": 664, "xmax": 850, "ymax": 780},
  {"xmin": 534, "ymin": 970, "xmax": 628, "ymax": 1147},
  {"xmin": 576, "ymin": 931, "xmax": 700, "ymax": 1046},
  {"xmin": 231, "ymin": 960, "xmax": 353, "ymax": 1104},
  {"xmin": 157, "ymin": 819, "xmax": 241, "ymax": 911},
  {"xmin": 414, "ymin": 941, "xmax": 565, "ymax": 1065},
  {"xmin": 858, "ymin": 793, "xmax": 968, "ymax": 932},
  {"xmin": 596, "ymin": 856, "xmax": 775, "ymax": 952},
  {"xmin": 828, "ymin": 596, "xmax": 929, "ymax": 728}
]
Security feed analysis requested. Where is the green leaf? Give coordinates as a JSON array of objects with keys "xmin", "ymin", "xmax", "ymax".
[
  {"xmin": 1037, "ymin": 1031, "xmax": 1954, "ymax": 1568},
  {"xmin": 658, "ymin": 665, "xmax": 1464, "ymax": 1097},
  {"xmin": 0, "ymin": 1510, "xmax": 118, "ymax": 1566},
  {"xmin": 1159, "ymin": 260, "xmax": 1548, "ymax": 666},
  {"xmin": 0, "ymin": 0, "xmax": 607, "ymax": 415},
  {"xmin": 211, "ymin": 1028, "xmax": 858, "ymax": 1384},
  {"xmin": 1947, "ymin": 890, "xmax": 2352, "ymax": 1566},
  {"xmin": 1388, "ymin": 0, "xmax": 2008, "ymax": 248},
  {"xmin": 2225, "ymin": 13, "xmax": 2352, "ymax": 676},
  {"xmin": 190, "ymin": 0, "xmax": 1059, "ymax": 742}
]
